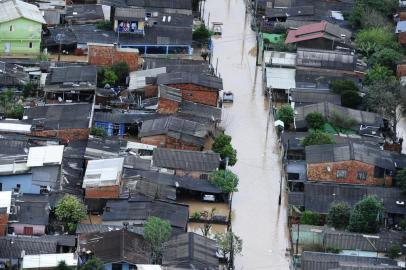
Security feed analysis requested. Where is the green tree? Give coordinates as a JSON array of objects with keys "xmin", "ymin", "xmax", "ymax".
[
  {"xmin": 193, "ymin": 25, "xmax": 212, "ymax": 41},
  {"xmin": 348, "ymin": 195, "xmax": 384, "ymax": 233},
  {"xmin": 212, "ymin": 133, "xmax": 237, "ymax": 166},
  {"xmin": 326, "ymin": 202, "xmax": 351, "ymax": 229},
  {"xmin": 200, "ymin": 208, "xmax": 216, "ymax": 237},
  {"xmin": 209, "ymin": 170, "xmax": 239, "ymax": 194},
  {"xmin": 144, "ymin": 217, "xmax": 172, "ymax": 264},
  {"xmin": 388, "ymin": 244, "xmax": 402, "ymax": 259},
  {"xmin": 302, "ymin": 131, "xmax": 335, "ymax": 147},
  {"xmin": 364, "ymin": 78, "xmax": 406, "ymax": 139},
  {"xmin": 300, "ymin": 211, "xmax": 320, "ymax": 225},
  {"xmin": 349, "ymin": 1, "xmax": 397, "ymax": 29},
  {"xmin": 7, "ymin": 104, "xmax": 24, "ymax": 119},
  {"xmin": 395, "ymin": 167, "xmax": 406, "ymax": 194},
  {"xmin": 80, "ymin": 258, "xmax": 105, "ymax": 270},
  {"xmin": 330, "ymin": 80, "xmax": 359, "ymax": 94},
  {"xmin": 341, "ymin": 90, "xmax": 361, "ymax": 109},
  {"xmin": 23, "ymin": 83, "xmax": 37, "ymax": 98},
  {"xmin": 355, "ymin": 28, "xmax": 400, "ymax": 57},
  {"xmin": 214, "ymin": 232, "xmax": 243, "ymax": 269},
  {"xmin": 370, "ymin": 48, "xmax": 402, "ymax": 71},
  {"xmin": 111, "ymin": 62, "xmax": 130, "ymax": 86},
  {"xmin": 90, "ymin": 127, "xmax": 107, "ymax": 138},
  {"xmin": 55, "ymin": 195, "xmax": 87, "ymax": 234},
  {"xmin": 57, "ymin": 261, "xmax": 73, "ymax": 270},
  {"xmin": 0, "ymin": 89, "xmax": 22, "ymax": 118},
  {"xmin": 305, "ymin": 112, "xmax": 326, "ymax": 130},
  {"xmin": 102, "ymin": 69, "xmax": 118, "ymax": 87},
  {"xmin": 277, "ymin": 105, "xmax": 294, "ymax": 127},
  {"xmin": 330, "ymin": 111, "xmax": 358, "ymax": 131}
]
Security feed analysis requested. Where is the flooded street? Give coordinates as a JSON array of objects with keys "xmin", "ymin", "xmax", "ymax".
[{"xmin": 203, "ymin": 0, "xmax": 290, "ymax": 268}]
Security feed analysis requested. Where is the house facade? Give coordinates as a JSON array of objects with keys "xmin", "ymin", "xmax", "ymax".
[{"xmin": 0, "ymin": 0, "xmax": 45, "ymax": 56}]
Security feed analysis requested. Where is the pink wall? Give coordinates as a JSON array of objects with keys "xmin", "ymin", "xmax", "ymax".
[{"xmin": 10, "ymin": 224, "xmax": 46, "ymax": 236}]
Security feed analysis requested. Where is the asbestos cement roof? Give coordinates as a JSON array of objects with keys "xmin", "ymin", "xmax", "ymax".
[
  {"xmin": 153, "ymin": 148, "xmax": 220, "ymax": 172},
  {"xmin": 22, "ymin": 253, "xmax": 77, "ymax": 269},
  {"xmin": 27, "ymin": 145, "xmax": 64, "ymax": 167},
  {"xmin": 0, "ymin": 0, "xmax": 45, "ymax": 24},
  {"xmin": 266, "ymin": 67, "xmax": 296, "ymax": 90},
  {"xmin": 157, "ymin": 72, "xmax": 223, "ymax": 90},
  {"xmin": 296, "ymin": 48, "xmax": 357, "ymax": 71},
  {"xmin": 83, "ymin": 157, "xmax": 124, "ymax": 188},
  {"xmin": 0, "ymin": 237, "xmax": 57, "ymax": 258}
]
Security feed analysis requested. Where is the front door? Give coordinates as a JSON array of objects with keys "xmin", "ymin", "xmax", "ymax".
[
  {"xmin": 23, "ymin": 226, "xmax": 33, "ymax": 235},
  {"xmin": 4, "ymin": 43, "xmax": 11, "ymax": 53}
]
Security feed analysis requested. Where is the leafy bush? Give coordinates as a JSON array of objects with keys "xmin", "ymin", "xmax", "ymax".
[
  {"xmin": 341, "ymin": 90, "xmax": 361, "ymax": 109},
  {"xmin": 209, "ymin": 170, "xmax": 239, "ymax": 193},
  {"xmin": 355, "ymin": 28, "xmax": 400, "ymax": 57},
  {"xmin": 364, "ymin": 64, "xmax": 395, "ymax": 85},
  {"xmin": 266, "ymin": 40, "xmax": 296, "ymax": 52},
  {"xmin": 212, "ymin": 133, "xmax": 237, "ymax": 166},
  {"xmin": 272, "ymin": 25, "xmax": 287, "ymax": 34},
  {"xmin": 396, "ymin": 167, "xmax": 406, "ymax": 194},
  {"xmin": 6, "ymin": 104, "xmax": 24, "ymax": 119},
  {"xmin": 193, "ymin": 25, "xmax": 212, "ymax": 41},
  {"xmin": 330, "ymin": 80, "xmax": 359, "ymax": 94},
  {"xmin": 306, "ymin": 112, "xmax": 326, "ymax": 130},
  {"xmin": 102, "ymin": 69, "xmax": 118, "ymax": 87},
  {"xmin": 388, "ymin": 244, "xmax": 401, "ymax": 259},
  {"xmin": 326, "ymin": 202, "xmax": 351, "ymax": 229},
  {"xmin": 348, "ymin": 195, "xmax": 384, "ymax": 233},
  {"xmin": 277, "ymin": 105, "xmax": 294, "ymax": 127},
  {"xmin": 330, "ymin": 111, "xmax": 358, "ymax": 130},
  {"xmin": 144, "ymin": 217, "xmax": 172, "ymax": 264},
  {"xmin": 325, "ymin": 247, "xmax": 342, "ymax": 254},
  {"xmin": 302, "ymin": 131, "xmax": 335, "ymax": 147},
  {"xmin": 96, "ymin": 21, "xmax": 113, "ymax": 30},
  {"xmin": 111, "ymin": 62, "xmax": 130, "ymax": 86},
  {"xmin": 55, "ymin": 195, "xmax": 87, "ymax": 234},
  {"xmin": 370, "ymin": 48, "xmax": 402, "ymax": 71},
  {"xmin": 300, "ymin": 211, "xmax": 320, "ymax": 225},
  {"xmin": 191, "ymin": 211, "xmax": 201, "ymax": 220},
  {"xmin": 91, "ymin": 127, "xmax": 107, "ymax": 137}
]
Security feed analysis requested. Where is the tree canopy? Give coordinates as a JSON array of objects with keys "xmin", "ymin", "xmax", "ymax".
[
  {"xmin": 212, "ymin": 133, "xmax": 237, "ymax": 166},
  {"xmin": 277, "ymin": 105, "xmax": 294, "ymax": 127},
  {"xmin": 90, "ymin": 127, "xmax": 107, "ymax": 138},
  {"xmin": 302, "ymin": 131, "xmax": 335, "ymax": 147},
  {"xmin": 111, "ymin": 62, "xmax": 130, "ymax": 85},
  {"xmin": 55, "ymin": 195, "xmax": 87, "ymax": 234},
  {"xmin": 300, "ymin": 211, "xmax": 321, "ymax": 225},
  {"xmin": 370, "ymin": 48, "xmax": 402, "ymax": 72},
  {"xmin": 144, "ymin": 217, "xmax": 172, "ymax": 264},
  {"xmin": 214, "ymin": 231, "xmax": 243, "ymax": 269},
  {"xmin": 326, "ymin": 202, "xmax": 351, "ymax": 229},
  {"xmin": 364, "ymin": 64, "xmax": 395, "ymax": 85},
  {"xmin": 209, "ymin": 170, "xmax": 239, "ymax": 193},
  {"xmin": 396, "ymin": 167, "xmax": 406, "ymax": 194},
  {"xmin": 306, "ymin": 112, "xmax": 326, "ymax": 130},
  {"xmin": 348, "ymin": 195, "xmax": 384, "ymax": 233},
  {"xmin": 355, "ymin": 28, "xmax": 400, "ymax": 57},
  {"xmin": 0, "ymin": 89, "xmax": 24, "ymax": 119}
]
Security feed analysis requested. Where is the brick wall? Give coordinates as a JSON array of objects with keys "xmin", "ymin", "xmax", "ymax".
[
  {"xmin": 85, "ymin": 185, "xmax": 120, "ymax": 199},
  {"xmin": 141, "ymin": 135, "xmax": 201, "ymax": 150},
  {"xmin": 175, "ymin": 170, "xmax": 204, "ymax": 179},
  {"xmin": 168, "ymin": 83, "xmax": 219, "ymax": 107},
  {"xmin": 399, "ymin": 32, "xmax": 406, "ymax": 46},
  {"xmin": 32, "ymin": 128, "xmax": 90, "ymax": 143},
  {"xmin": 144, "ymin": 85, "xmax": 158, "ymax": 98},
  {"xmin": 88, "ymin": 45, "xmax": 139, "ymax": 71},
  {"xmin": 400, "ymin": 12, "xmax": 406, "ymax": 21},
  {"xmin": 0, "ymin": 211, "xmax": 8, "ymax": 236},
  {"xmin": 157, "ymin": 97, "xmax": 179, "ymax": 114},
  {"xmin": 397, "ymin": 64, "xmax": 406, "ymax": 78},
  {"xmin": 307, "ymin": 160, "xmax": 392, "ymax": 186}
]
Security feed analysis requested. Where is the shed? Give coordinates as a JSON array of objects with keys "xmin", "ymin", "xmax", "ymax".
[{"xmin": 22, "ymin": 253, "xmax": 77, "ymax": 269}]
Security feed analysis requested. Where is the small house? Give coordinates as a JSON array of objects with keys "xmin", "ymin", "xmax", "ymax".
[
  {"xmin": 0, "ymin": 191, "xmax": 11, "ymax": 236},
  {"xmin": 22, "ymin": 253, "xmax": 77, "ymax": 270},
  {"xmin": 285, "ymin": 21, "xmax": 352, "ymax": 50},
  {"xmin": 83, "ymin": 157, "xmax": 125, "ymax": 199},
  {"xmin": 305, "ymin": 142, "xmax": 404, "ymax": 186},
  {"xmin": 43, "ymin": 65, "xmax": 97, "ymax": 103},
  {"xmin": 152, "ymin": 148, "xmax": 221, "ymax": 179},
  {"xmin": 139, "ymin": 116, "xmax": 211, "ymax": 151},
  {"xmin": 0, "ymin": 0, "xmax": 46, "ymax": 56},
  {"xmin": 296, "ymin": 48, "xmax": 357, "ymax": 72},
  {"xmin": 156, "ymin": 72, "xmax": 223, "ymax": 107},
  {"xmin": 290, "ymin": 88, "xmax": 341, "ymax": 106}
]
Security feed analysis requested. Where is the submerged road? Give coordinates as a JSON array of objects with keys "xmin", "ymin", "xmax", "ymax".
[{"xmin": 203, "ymin": 0, "xmax": 291, "ymax": 269}]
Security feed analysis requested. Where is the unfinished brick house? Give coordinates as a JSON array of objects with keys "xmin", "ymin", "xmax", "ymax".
[
  {"xmin": 152, "ymin": 148, "xmax": 220, "ymax": 179},
  {"xmin": 139, "ymin": 116, "xmax": 211, "ymax": 151},
  {"xmin": 305, "ymin": 142, "xmax": 404, "ymax": 187},
  {"xmin": 156, "ymin": 72, "xmax": 223, "ymax": 107},
  {"xmin": 82, "ymin": 158, "xmax": 125, "ymax": 199},
  {"xmin": 157, "ymin": 85, "xmax": 182, "ymax": 114},
  {"xmin": 23, "ymin": 103, "xmax": 92, "ymax": 143},
  {"xmin": 88, "ymin": 43, "xmax": 139, "ymax": 71}
]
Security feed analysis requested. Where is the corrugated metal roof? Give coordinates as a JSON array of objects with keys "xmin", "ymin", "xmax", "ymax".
[
  {"xmin": 0, "ymin": 0, "xmax": 45, "ymax": 24},
  {"xmin": 266, "ymin": 67, "xmax": 296, "ymax": 90},
  {"xmin": 27, "ymin": 145, "xmax": 64, "ymax": 167},
  {"xmin": 115, "ymin": 7, "xmax": 145, "ymax": 19},
  {"xmin": 296, "ymin": 48, "xmax": 356, "ymax": 71},
  {"xmin": 129, "ymin": 67, "xmax": 166, "ymax": 90},
  {"xmin": 264, "ymin": 51, "xmax": 297, "ymax": 67},
  {"xmin": 157, "ymin": 72, "xmax": 223, "ymax": 90}
]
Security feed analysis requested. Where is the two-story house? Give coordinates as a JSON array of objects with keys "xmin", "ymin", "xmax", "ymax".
[{"xmin": 0, "ymin": 0, "xmax": 45, "ymax": 55}]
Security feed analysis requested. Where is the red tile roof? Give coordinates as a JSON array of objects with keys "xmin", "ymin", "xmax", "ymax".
[{"xmin": 285, "ymin": 21, "xmax": 328, "ymax": 44}]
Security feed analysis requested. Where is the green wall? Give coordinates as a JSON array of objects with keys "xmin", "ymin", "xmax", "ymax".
[{"xmin": 0, "ymin": 18, "xmax": 42, "ymax": 55}]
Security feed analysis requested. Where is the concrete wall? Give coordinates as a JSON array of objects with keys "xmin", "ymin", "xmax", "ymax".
[
  {"xmin": 168, "ymin": 83, "xmax": 219, "ymax": 107},
  {"xmin": 0, "ymin": 18, "xmax": 42, "ymax": 55},
  {"xmin": 307, "ymin": 160, "xmax": 392, "ymax": 186},
  {"xmin": 0, "ymin": 174, "xmax": 37, "ymax": 194}
]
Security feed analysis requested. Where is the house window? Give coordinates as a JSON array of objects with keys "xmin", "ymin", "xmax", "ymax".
[
  {"xmin": 9, "ymin": 25, "xmax": 13, "ymax": 31},
  {"xmin": 357, "ymin": 171, "xmax": 368, "ymax": 180},
  {"xmin": 23, "ymin": 227, "xmax": 33, "ymax": 235},
  {"xmin": 112, "ymin": 263, "xmax": 122, "ymax": 270},
  {"xmin": 374, "ymin": 166, "xmax": 385, "ymax": 178},
  {"xmin": 336, "ymin": 169, "xmax": 347, "ymax": 179},
  {"xmin": 287, "ymin": 173, "xmax": 300, "ymax": 180},
  {"xmin": 29, "ymin": 42, "xmax": 33, "ymax": 48}
]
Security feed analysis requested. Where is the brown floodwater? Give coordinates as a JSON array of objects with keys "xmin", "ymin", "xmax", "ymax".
[{"xmin": 203, "ymin": 0, "xmax": 291, "ymax": 268}]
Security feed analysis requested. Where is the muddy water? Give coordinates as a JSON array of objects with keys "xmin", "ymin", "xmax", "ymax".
[{"xmin": 202, "ymin": 0, "xmax": 291, "ymax": 268}]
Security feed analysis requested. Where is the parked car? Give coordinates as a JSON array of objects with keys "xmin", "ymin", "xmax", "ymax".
[{"xmin": 223, "ymin": 91, "xmax": 234, "ymax": 103}]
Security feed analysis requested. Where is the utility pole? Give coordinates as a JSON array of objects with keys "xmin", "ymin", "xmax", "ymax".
[{"xmin": 278, "ymin": 173, "xmax": 282, "ymax": 205}]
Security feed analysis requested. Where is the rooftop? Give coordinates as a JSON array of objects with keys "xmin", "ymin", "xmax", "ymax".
[
  {"xmin": 22, "ymin": 253, "xmax": 77, "ymax": 269},
  {"xmin": 266, "ymin": 67, "xmax": 296, "ymax": 90},
  {"xmin": 179, "ymin": 101, "xmax": 222, "ymax": 122},
  {"xmin": 46, "ymin": 65, "xmax": 97, "ymax": 84},
  {"xmin": 290, "ymin": 88, "xmax": 341, "ymax": 106},
  {"xmin": 0, "ymin": 236, "xmax": 57, "ymax": 258},
  {"xmin": 153, "ymin": 148, "xmax": 220, "ymax": 172},
  {"xmin": 0, "ymin": 0, "xmax": 45, "ymax": 24},
  {"xmin": 296, "ymin": 48, "xmax": 357, "ymax": 71},
  {"xmin": 27, "ymin": 145, "xmax": 64, "ymax": 167},
  {"xmin": 157, "ymin": 72, "xmax": 223, "ymax": 90},
  {"xmin": 83, "ymin": 158, "xmax": 125, "ymax": 188},
  {"xmin": 11, "ymin": 194, "xmax": 50, "ymax": 225},
  {"xmin": 143, "ymin": 57, "xmax": 211, "ymax": 74}
]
